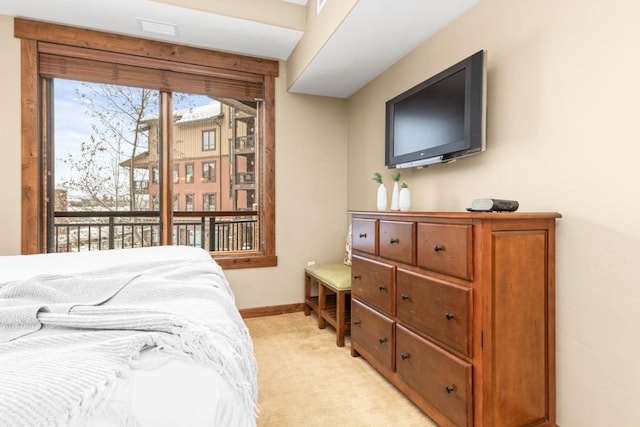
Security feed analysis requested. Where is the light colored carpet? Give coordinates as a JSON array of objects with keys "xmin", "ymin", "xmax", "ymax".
[{"xmin": 244, "ymin": 312, "xmax": 437, "ymax": 427}]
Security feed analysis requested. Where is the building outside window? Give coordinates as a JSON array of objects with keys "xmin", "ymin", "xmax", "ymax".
[
  {"xmin": 185, "ymin": 193, "xmax": 194, "ymax": 211},
  {"xmin": 173, "ymin": 194, "xmax": 179, "ymax": 210}
]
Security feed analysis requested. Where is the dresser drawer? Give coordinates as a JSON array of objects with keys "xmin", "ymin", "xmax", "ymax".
[
  {"xmin": 351, "ymin": 255, "xmax": 394, "ymax": 315},
  {"xmin": 417, "ymin": 223, "xmax": 472, "ymax": 280},
  {"xmin": 352, "ymin": 218, "xmax": 377, "ymax": 255},
  {"xmin": 352, "ymin": 299, "xmax": 394, "ymax": 372},
  {"xmin": 379, "ymin": 220, "xmax": 415, "ymax": 265},
  {"xmin": 396, "ymin": 269, "xmax": 472, "ymax": 356},
  {"xmin": 396, "ymin": 325, "xmax": 472, "ymax": 427}
]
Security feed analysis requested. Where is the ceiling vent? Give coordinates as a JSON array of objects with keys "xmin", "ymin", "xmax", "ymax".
[{"xmin": 137, "ymin": 18, "xmax": 178, "ymax": 36}]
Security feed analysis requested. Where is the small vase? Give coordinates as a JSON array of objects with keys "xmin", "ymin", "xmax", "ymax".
[
  {"xmin": 376, "ymin": 184, "xmax": 387, "ymax": 211},
  {"xmin": 399, "ymin": 188, "xmax": 411, "ymax": 211},
  {"xmin": 390, "ymin": 182, "xmax": 400, "ymax": 211}
]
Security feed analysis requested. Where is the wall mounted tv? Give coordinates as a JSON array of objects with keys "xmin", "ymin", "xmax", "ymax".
[{"xmin": 385, "ymin": 50, "xmax": 486, "ymax": 169}]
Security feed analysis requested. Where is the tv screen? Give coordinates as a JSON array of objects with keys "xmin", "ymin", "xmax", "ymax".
[{"xmin": 385, "ymin": 50, "xmax": 486, "ymax": 169}]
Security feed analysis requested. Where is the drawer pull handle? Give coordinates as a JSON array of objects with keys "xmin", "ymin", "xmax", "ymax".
[
  {"xmin": 401, "ymin": 294, "xmax": 409, "ymax": 301},
  {"xmin": 378, "ymin": 284, "xmax": 386, "ymax": 291},
  {"xmin": 353, "ymin": 274, "xmax": 361, "ymax": 280},
  {"xmin": 378, "ymin": 337, "xmax": 387, "ymax": 344},
  {"xmin": 359, "ymin": 233, "xmax": 367, "ymax": 238},
  {"xmin": 445, "ymin": 312, "xmax": 455, "ymax": 320},
  {"xmin": 353, "ymin": 319, "xmax": 361, "ymax": 325},
  {"xmin": 400, "ymin": 352, "xmax": 410, "ymax": 360},
  {"xmin": 390, "ymin": 238, "xmax": 400, "ymax": 244},
  {"xmin": 445, "ymin": 385, "xmax": 455, "ymax": 394},
  {"xmin": 434, "ymin": 244, "xmax": 444, "ymax": 252}
]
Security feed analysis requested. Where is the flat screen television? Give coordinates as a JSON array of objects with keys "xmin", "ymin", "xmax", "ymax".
[{"xmin": 385, "ymin": 50, "xmax": 486, "ymax": 169}]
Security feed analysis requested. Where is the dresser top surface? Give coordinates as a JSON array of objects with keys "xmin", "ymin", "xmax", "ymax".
[{"xmin": 348, "ymin": 211, "xmax": 562, "ymax": 220}]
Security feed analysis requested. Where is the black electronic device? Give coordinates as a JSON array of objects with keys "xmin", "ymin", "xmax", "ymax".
[
  {"xmin": 385, "ymin": 50, "xmax": 486, "ymax": 169},
  {"xmin": 467, "ymin": 198, "xmax": 519, "ymax": 212}
]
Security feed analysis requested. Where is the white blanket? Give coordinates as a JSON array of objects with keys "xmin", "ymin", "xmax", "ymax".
[{"xmin": 0, "ymin": 246, "xmax": 257, "ymax": 427}]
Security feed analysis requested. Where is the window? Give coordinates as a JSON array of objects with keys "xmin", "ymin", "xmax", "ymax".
[
  {"xmin": 17, "ymin": 18, "xmax": 278, "ymax": 269},
  {"xmin": 202, "ymin": 161, "xmax": 216, "ymax": 183},
  {"xmin": 203, "ymin": 193, "xmax": 216, "ymax": 211},
  {"xmin": 185, "ymin": 194, "xmax": 194, "ymax": 211},
  {"xmin": 173, "ymin": 164, "xmax": 179, "ymax": 183},
  {"xmin": 185, "ymin": 163, "xmax": 194, "ymax": 184},
  {"xmin": 152, "ymin": 166, "xmax": 159, "ymax": 184},
  {"xmin": 202, "ymin": 129, "xmax": 215, "ymax": 151},
  {"xmin": 173, "ymin": 194, "xmax": 179, "ymax": 211}
]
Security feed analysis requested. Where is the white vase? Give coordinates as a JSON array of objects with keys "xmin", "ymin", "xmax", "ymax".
[
  {"xmin": 376, "ymin": 184, "xmax": 387, "ymax": 211},
  {"xmin": 399, "ymin": 188, "xmax": 411, "ymax": 211},
  {"xmin": 390, "ymin": 182, "xmax": 400, "ymax": 211}
]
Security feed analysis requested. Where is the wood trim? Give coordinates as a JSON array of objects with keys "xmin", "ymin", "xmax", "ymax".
[
  {"xmin": 160, "ymin": 92, "xmax": 173, "ymax": 245},
  {"xmin": 20, "ymin": 39, "xmax": 40, "ymax": 255},
  {"xmin": 14, "ymin": 18, "xmax": 279, "ymax": 77},
  {"xmin": 263, "ymin": 75, "xmax": 276, "ymax": 259},
  {"xmin": 38, "ymin": 53, "xmax": 263, "ymax": 100},
  {"xmin": 217, "ymin": 254, "xmax": 278, "ymax": 270},
  {"xmin": 38, "ymin": 42, "xmax": 265, "ymax": 83},
  {"xmin": 239, "ymin": 303, "xmax": 305, "ymax": 319}
]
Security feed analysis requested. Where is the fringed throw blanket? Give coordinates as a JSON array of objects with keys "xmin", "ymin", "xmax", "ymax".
[{"xmin": 0, "ymin": 248, "xmax": 257, "ymax": 427}]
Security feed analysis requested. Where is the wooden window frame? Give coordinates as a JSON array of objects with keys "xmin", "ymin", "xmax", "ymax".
[{"xmin": 16, "ymin": 18, "xmax": 278, "ymax": 269}]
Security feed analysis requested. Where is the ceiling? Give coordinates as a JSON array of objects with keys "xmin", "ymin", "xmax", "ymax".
[{"xmin": 0, "ymin": 0, "xmax": 478, "ymax": 98}]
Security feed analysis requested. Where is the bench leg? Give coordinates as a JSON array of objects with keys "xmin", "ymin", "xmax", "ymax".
[
  {"xmin": 336, "ymin": 290, "xmax": 346, "ymax": 347},
  {"xmin": 304, "ymin": 273, "xmax": 311, "ymax": 316},
  {"xmin": 318, "ymin": 282, "xmax": 327, "ymax": 329}
]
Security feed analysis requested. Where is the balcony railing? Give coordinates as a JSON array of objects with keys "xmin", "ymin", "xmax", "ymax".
[
  {"xmin": 235, "ymin": 172, "xmax": 255, "ymax": 184},
  {"xmin": 52, "ymin": 210, "xmax": 258, "ymax": 254},
  {"xmin": 232, "ymin": 135, "xmax": 255, "ymax": 150}
]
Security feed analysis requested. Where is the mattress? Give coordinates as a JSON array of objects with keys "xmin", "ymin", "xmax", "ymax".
[{"xmin": 0, "ymin": 246, "xmax": 257, "ymax": 427}]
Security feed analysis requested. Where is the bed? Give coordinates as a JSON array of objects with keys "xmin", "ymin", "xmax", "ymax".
[{"xmin": 0, "ymin": 245, "xmax": 258, "ymax": 427}]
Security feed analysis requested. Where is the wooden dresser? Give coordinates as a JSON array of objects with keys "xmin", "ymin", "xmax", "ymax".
[{"xmin": 349, "ymin": 211, "xmax": 560, "ymax": 427}]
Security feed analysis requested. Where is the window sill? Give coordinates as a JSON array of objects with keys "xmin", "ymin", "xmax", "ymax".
[{"xmin": 214, "ymin": 254, "xmax": 277, "ymax": 270}]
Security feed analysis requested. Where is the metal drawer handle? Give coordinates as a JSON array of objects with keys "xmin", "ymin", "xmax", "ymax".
[
  {"xmin": 445, "ymin": 385, "xmax": 455, "ymax": 394},
  {"xmin": 390, "ymin": 238, "xmax": 400, "ymax": 244},
  {"xmin": 445, "ymin": 312, "xmax": 455, "ymax": 320},
  {"xmin": 400, "ymin": 352, "xmax": 410, "ymax": 360},
  {"xmin": 378, "ymin": 337, "xmax": 387, "ymax": 344},
  {"xmin": 353, "ymin": 274, "xmax": 361, "ymax": 280},
  {"xmin": 401, "ymin": 294, "xmax": 409, "ymax": 301},
  {"xmin": 359, "ymin": 233, "xmax": 367, "ymax": 238},
  {"xmin": 434, "ymin": 244, "xmax": 444, "ymax": 252},
  {"xmin": 353, "ymin": 319, "xmax": 361, "ymax": 325},
  {"xmin": 378, "ymin": 284, "xmax": 386, "ymax": 291}
]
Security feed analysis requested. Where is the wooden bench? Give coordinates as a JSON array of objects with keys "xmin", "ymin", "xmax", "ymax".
[{"xmin": 304, "ymin": 263, "xmax": 352, "ymax": 347}]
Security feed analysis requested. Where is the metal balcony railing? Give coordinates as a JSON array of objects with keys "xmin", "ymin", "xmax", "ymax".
[
  {"xmin": 52, "ymin": 210, "xmax": 259, "ymax": 253},
  {"xmin": 232, "ymin": 135, "xmax": 255, "ymax": 150},
  {"xmin": 235, "ymin": 172, "xmax": 255, "ymax": 184}
]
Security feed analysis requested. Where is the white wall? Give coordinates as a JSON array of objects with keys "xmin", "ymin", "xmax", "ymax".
[
  {"xmin": 226, "ymin": 62, "xmax": 350, "ymax": 309},
  {"xmin": 346, "ymin": 0, "xmax": 640, "ymax": 425},
  {"xmin": 0, "ymin": 15, "xmax": 21, "ymax": 255}
]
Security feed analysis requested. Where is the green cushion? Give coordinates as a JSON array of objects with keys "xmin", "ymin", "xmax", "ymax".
[{"xmin": 305, "ymin": 263, "xmax": 352, "ymax": 291}]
